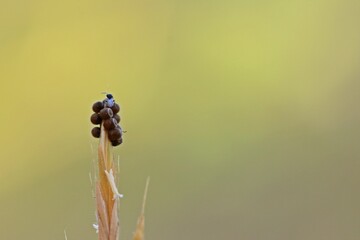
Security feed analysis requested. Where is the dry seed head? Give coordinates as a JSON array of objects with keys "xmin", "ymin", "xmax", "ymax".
[{"xmin": 91, "ymin": 94, "xmax": 150, "ymax": 240}]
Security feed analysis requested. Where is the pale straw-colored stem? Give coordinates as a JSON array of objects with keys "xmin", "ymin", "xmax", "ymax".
[
  {"xmin": 96, "ymin": 123, "xmax": 120, "ymax": 240},
  {"xmin": 132, "ymin": 177, "xmax": 150, "ymax": 240}
]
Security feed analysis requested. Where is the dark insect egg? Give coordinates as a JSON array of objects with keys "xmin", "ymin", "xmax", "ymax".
[
  {"xmin": 91, "ymin": 127, "xmax": 101, "ymax": 138},
  {"xmin": 111, "ymin": 138, "xmax": 123, "ymax": 146},
  {"xmin": 92, "ymin": 101, "xmax": 104, "ymax": 113},
  {"xmin": 90, "ymin": 113, "xmax": 102, "ymax": 125},
  {"xmin": 108, "ymin": 127, "xmax": 122, "ymax": 141},
  {"xmin": 103, "ymin": 118, "xmax": 117, "ymax": 130},
  {"xmin": 111, "ymin": 103, "xmax": 120, "ymax": 114},
  {"xmin": 99, "ymin": 108, "xmax": 113, "ymax": 119},
  {"xmin": 113, "ymin": 114, "xmax": 120, "ymax": 123}
]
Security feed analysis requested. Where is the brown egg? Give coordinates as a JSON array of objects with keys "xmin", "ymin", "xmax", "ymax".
[
  {"xmin": 108, "ymin": 127, "xmax": 122, "ymax": 141},
  {"xmin": 111, "ymin": 103, "xmax": 120, "ymax": 114},
  {"xmin": 90, "ymin": 113, "xmax": 102, "ymax": 125},
  {"xmin": 92, "ymin": 101, "xmax": 104, "ymax": 113},
  {"xmin": 113, "ymin": 114, "xmax": 121, "ymax": 123},
  {"xmin": 91, "ymin": 127, "xmax": 101, "ymax": 138},
  {"xmin": 99, "ymin": 108, "xmax": 113, "ymax": 119},
  {"xmin": 103, "ymin": 118, "xmax": 117, "ymax": 130},
  {"xmin": 111, "ymin": 138, "xmax": 123, "ymax": 146}
]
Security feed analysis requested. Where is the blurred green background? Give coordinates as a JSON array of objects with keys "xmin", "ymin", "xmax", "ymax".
[{"xmin": 1, "ymin": 0, "xmax": 360, "ymax": 239}]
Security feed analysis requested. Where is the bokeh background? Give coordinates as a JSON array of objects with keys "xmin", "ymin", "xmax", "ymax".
[{"xmin": 1, "ymin": 0, "xmax": 360, "ymax": 239}]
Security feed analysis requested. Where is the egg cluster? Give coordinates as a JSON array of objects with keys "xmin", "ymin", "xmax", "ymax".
[{"xmin": 90, "ymin": 98, "xmax": 123, "ymax": 146}]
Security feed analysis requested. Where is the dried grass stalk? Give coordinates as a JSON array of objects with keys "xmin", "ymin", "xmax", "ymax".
[
  {"xmin": 94, "ymin": 110, "xmax": 149, "ymax": 240},
  {"xmin": 132, "ymin": 177, "xmax": 150, "ymax": 240},
  {"xmin": 96, "ymin": 122, "xmax": 120, "ymax": 240}
]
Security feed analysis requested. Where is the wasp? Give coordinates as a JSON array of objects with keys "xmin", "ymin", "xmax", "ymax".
[{"xmin": 102, "ymin": 93, "xmax": 115, "ymax": 108}]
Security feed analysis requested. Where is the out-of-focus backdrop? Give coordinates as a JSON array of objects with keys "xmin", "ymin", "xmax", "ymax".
[{"xmin": 1, "ymin": 0, "xmax": 360, "ymax": 239}]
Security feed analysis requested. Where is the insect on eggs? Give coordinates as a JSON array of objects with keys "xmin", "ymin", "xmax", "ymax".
[{"xmin": 90, "ymin": 93, "xmax": 124, "ymax": 146}]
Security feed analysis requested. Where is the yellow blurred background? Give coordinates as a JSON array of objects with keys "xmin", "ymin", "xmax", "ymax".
[{"xmin": 1, "ymin": 0, "xmax": 360, "ymax": 239}]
